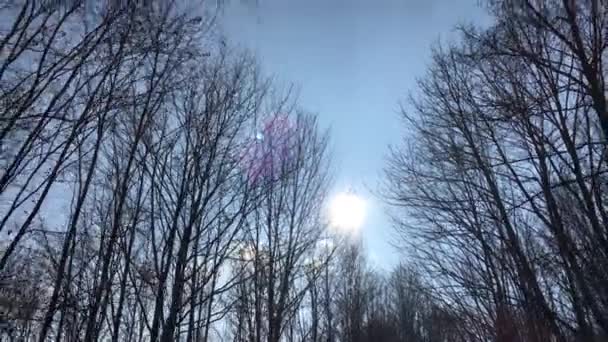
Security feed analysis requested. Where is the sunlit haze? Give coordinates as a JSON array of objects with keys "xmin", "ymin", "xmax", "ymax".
[{"xmin": 328, "ymin": 192, "xmax": 366, "ymax": 235}]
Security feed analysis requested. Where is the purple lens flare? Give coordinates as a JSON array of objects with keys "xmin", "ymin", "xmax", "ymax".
[{"xmin": 240, "ymin": 114, "xmax": 298, "ymax": 184}]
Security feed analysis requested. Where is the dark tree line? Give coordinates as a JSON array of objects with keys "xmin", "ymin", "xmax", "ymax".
[
  {"xmin": 227, "ymin": 239, "xmax": 460, "ymax": 342},
  {"xmin": 385, "ymin": 0, "xmax": 608, "ymax": 341},
  {"xmin": 3, "ymin": 0, "xmax": 607, "ymax": 341},
  {"xmin": 0, "ymin": 1, "xmax": 341, "ymax": 341}
]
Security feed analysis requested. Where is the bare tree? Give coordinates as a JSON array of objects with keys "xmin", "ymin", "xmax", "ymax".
[
  {"xmin": 384, "ymin": 1, "xmax": 608, "ymax": 340},
  {"xmin": 227, "ymin": 110, "xmax": 332, "ymax": 342}
]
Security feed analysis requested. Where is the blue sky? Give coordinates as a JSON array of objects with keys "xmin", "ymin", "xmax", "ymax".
[{"xmin": 221, "ymin": 0, "xmax": 489, "ymax": 268}]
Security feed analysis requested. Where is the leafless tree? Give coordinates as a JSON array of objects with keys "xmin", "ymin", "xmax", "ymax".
[
  {"xmin": 385, "ymin": 1, "xmax": 608, "ymax": 341},
  {"xmin": 227, "ymin": 110, "xmax": 332, "ymax": 342},
  {"xmin": 0, "ymin": 1, "xmax": 282, "ymax": 341}
]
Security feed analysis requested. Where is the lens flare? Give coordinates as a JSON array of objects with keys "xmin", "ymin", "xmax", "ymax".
[{"xmin": 240, "ymin": 114, "xmax": 297, "ymax": 184}]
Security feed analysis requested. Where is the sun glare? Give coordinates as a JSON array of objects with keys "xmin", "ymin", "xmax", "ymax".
[{"xmin": 329, "ymin": 192, "xmax": 366, "ymax": 234}]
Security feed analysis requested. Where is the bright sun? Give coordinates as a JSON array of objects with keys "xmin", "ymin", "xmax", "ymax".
[{"xmin": 328, "ymin": 192, "xmax": 366, "ymax": 234}]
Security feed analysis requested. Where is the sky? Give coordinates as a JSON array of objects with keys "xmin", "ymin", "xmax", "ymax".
[{"xmin": 220, "ymin": 0, "xmax": 490, "ymax": 268}]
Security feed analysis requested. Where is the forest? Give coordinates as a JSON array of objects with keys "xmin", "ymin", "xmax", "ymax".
[{"xmin": 0, "ymin": 0, "xmax": 607, "ymax": 341}]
